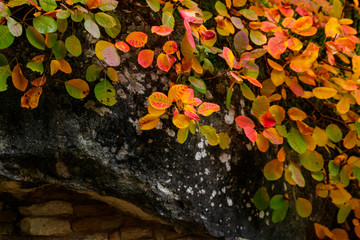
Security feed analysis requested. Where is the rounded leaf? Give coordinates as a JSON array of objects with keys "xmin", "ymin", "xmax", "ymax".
[
  {"xmin": 65, "ymin": 79, "xmax": 89, "ymax": 99},
  {"xmin": 299, "ymin": 150, "xmax": 324, "ymax": 172},
  {"xmin": 94, "ymin": 79, "xmax": 117, "ymax": 106},
  {"xmin": 102, "ymin": 45, "xmax": 120, "ymax": 67},
  {"xmin": 253, "ymin": 187, "xmax": 269, "ymax": 211},
  {"xmin": 138, "ymin": 49, "xmax": 154, "ymax": 68},
  {"xmin": 296, "ymin": 198, "xmax": 312, "ymax": 218},
  {"xmin": 148, "ymin": 92, "xmax": 171, "ymax": 110},
  {"xmin": 139, "ymin": 114, "xmax": 160, "ymax": 130},
  {"xmin": 326, "ymin": 124, "xmax": 342, "ymax": 143},
  {"xmin": 33, "ymin": 16, "xmax": 57, "ymax": 34},
  {"xmin": 263, "ymin": 159, "xmax": 283, "ymax": 181},
  {"xmin": 126, "ymin": 31, "xmax": 148, "ymax": 48},
  {"xmin": 65, "ymin": 35, "xmax": 82, "ymax": 57},
  {"xmin": 313, "ymin": 87, "xmax": 337, "ymax": 99},
  {"xmin": 0, "ymin": 25, "xmax": 14, "ymax": 49}
]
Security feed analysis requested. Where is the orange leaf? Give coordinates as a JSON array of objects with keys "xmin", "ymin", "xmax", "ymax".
[
  {"xmin": 139, "ymin": 114, "xmax": 160, "ymax": 130},
  {"xmin": 86, "ymin": 0, "xmax": 100, "ymax": 9},
  {"xmin": 31, "ymin": 76, "xmax": 46, "ymax": 87},
  {"xmin": 313, "ymin": 87, "xmax": 337, "ymax": 99},
  {"xmin": 222, "ymin": 47, "xmax": 234, "ymax": 69},
  {"xmin": 157, "ymin": 53, "xmax": 176, "ymax": 72},
  {"xmin": 242, "ymin": 75, "xmax": 262, "ymax": 88},
  {"xmin": 331, "ymin": 228, "xmax": 349, "ymax": 240},
  {"xmin": 148, "ymin": 92, "xmax": 171, "ymax": 110},
  {"xmin": 287, "ymin": 107, "xmax": 307, "ymax": 121},
  {"xmin": 267, "ymin": 59, "xmax": 283, "ymax": 71},
  {"xmin": 148, "ymin": 105, "xmax": 165, "ymax": 115},
  {"xmin": 126, "ymin": 32, "xmax": 148, "ymax": 48},
  {"xmin": 115, "ymin": 41, "xmax": 130, "ymax": 53},
  {"xmin": 137, "ymin": 49, "xmax": 154, "ymax": 68},
  {"xmin": 57, "ymin": 59, "xmax": 72, "ymax": 74},
  {"xmin": 163, "ymin": 41, "xmax": 177, "ymax": 55},
  {"xmin": 12, "ymin": 64, "xmax": 28, "ymax": 91},
  {"xmin": 168, "ymin": 84, "xmax": 188, "ymax": 102},
  {"xmin": 151, "ymin": 25, "xmax": 174, "ymax": 36},
  {"xmin": 172, "ymin": 114, "xmax": 190, "ymax": 129},
  {"xmin": 352, "ymin": 55, "xmax": 360, "ymax": 78},
  {"xmin": 21, "ymin": 87, "xmax": 42, "ymax": 109},
  {"xmin": 263, "ymin": 159, "xmax": 283, "ymax": 180},
  {"xmin": 325, "ymin": 17, "xmax": 341, "ymax": 37},
  {"xmin": 271, "ymin": 69, "xmax": 285, "ymax": 86},
  {"xmin": 263, "ymin": 127, "xmax": 283, "ymax": 144},
  {"xmin": 244, "ymin": 127, "xmax": 257, "ymax": 142},
  {"xmin": 337, "ymin": 96, "xmax": 350, "ymax": 114},
  {"xmin": 267, "ymin": 37, "xmax": 287, "ymax": 59},
  {"xmin": 314, "ymin": 223, "xmax": 333, "ymax": 239},
  {"xmin": 343, "ymin": 130, "xmax": 357, "ymax": 149},
  {"xmin": 256, "ymin": 132, "xmax": 269, "ymax": 152},
  {"xmin": 31, "ymin": 54, "xmax": 45, "ymax": 62},
  {"xmin": 277, "ymin": 147, "xmax": 286, "ymax": 162},
  {"xmin": 290, "ymin": 42, "xmax": 319, "ymax": 72},
  {"xmin": 197, "ymin": 102, "xmax": 220, "ymax": 116}
]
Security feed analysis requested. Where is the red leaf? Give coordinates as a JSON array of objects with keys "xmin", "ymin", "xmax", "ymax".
[
  {"xmin": 115, "ymin": 41, "xmax": 130, "ymax": 52},
  {"xmin": 126, "ymin": 32, "xmax": 148, "ymax": 48},
  {"xmin": 244, "ymin": 127, "xmax": 257, "ymax": 142},
  {"xmin": 138, "ymin": 49, "xmax": 154, "ymax": 68},
  {"xmin": 151, "ymin": 25, "xmax": 174, "ymax": 36},
  {"xmin": 235, "ymin": 115, "xmax": 255, "ymax": 129},
  {"xmin": 259, "ymin": 111, "xmax": 276, "ymax": 127}
]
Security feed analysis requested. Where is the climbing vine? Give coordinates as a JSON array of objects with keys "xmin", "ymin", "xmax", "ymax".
[{"xmin": 1, "ymin": 0, "xmax": 360, "ymax": 238}]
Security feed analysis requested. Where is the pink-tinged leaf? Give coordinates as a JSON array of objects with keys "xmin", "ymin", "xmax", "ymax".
[
  {"xmin": 342, "ymin": 80, "xmax": 357, "ymax": 90},
  {"xmin": 198, "ymin": 102, "xmax": 220, "ymax": 116},
  {"xmin": 180, "ymin": 9, "xmax": 196, "ymax": 23},
  {"xmin": 102, "ymin": 45, "xmax": 120, "ymax": 66},
  {"xmin": 260, "ymin": 21, "xmax": 278, "ymax": 32},
  {"xmin": 235, "ymin": 115, "xmax": 255, "ymax": 129},
  {"xmin": 126, "ymin": 31, "xmax": 148, "ymax": 48},
  {"xmin": 181, "ymin": 88, "xmax": 194, "ymax": 103},
  {"xmin": 163, "ymin": 41, "xmax": 177, "ymax": 55},
  {"xmin": 188, "ymin": 97, "xmax": 202, "ymax": 107},
  {"xmin": 285, "ymin": 77, "xmax": 304, "ymax": 97},
  {"xmin": 230, "ymin": 17, "xmax": 244, "ymax": 29},
  {"xmin": 263, "ymin": 128, "xmax": 283, "ymax": 144},
  {"xmin": 223, "ymin": 47, "xmax": 235, "ymax": 69},
  {"xmin": 244, "ymin": 127, "xmax": 257, "ymax": 142},
  {"xmin": 115, "ymin": 41, "xmax": 130, "ymax": 52},
  {"xmin": 148, "ymin": 92, "xmax": 172, "ymax": 110},
  {"xmin": 259, "ymin": 111, "xmax": 276, "ymax": 127},
  {"xmin": 184, "ymin": 110, "xmax": 200, "ymax": 120},
  {"xmin": 200, "ymin": 29, "xmax": 216, "ymax": 40},
  {"xmin": 242, "ymin": 75, "xmax": 262, "ymax": 87},
  {"xmin": 157, "ymin": 53, "xmax": 176, "ymax": 72},
  {"xmin": 151, "ymin": 25, "xmax": 174, "ymax": 36},
  {"xmin": 173, "ymin": 114, "xmax": 190, "ymax": 129},
  {"xmin": 267, "ymin": 37, "xmax": 287, "ymax": 59},
  {"xmin": 168, "ymin": 84, "xmax": 188, "ymax": 102},
  {"xmin": 138, "ymin": 49, "xmax": 154, "ymax": 68},
  {"xmin": 230, "ymin": 71, "xmax": 243, "ymax": 83},
  {"xmin": 173, "ymin": 107, "xmax": 179, "ymax": 118},
  {"xmin": 184, "ymin": 21, "xmax": 196, "ymax": 50},
  {"xmin": 279, "ymin": 4, "xmax": 294, "ymax": 17},
  {"xmin": 234, "ymin": 30, "xmax": 249, "ymax": 53}
]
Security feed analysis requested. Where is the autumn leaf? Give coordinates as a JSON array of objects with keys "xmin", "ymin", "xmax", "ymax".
[
  {"xmin": 198, "ymin": 102, "xmax": 220, "ymax": 116},
  {"xmin": 64, "ymin": 79, "xmax": 89, "ymax": 99},
  {"xmin": 12, "ymin": 64, "xmax": 28, "ymax": 91},
  {"xmin": 21, "ymin": 87, "xmax": 42, "ymax": 109},
  {"xmin": 126, "ymin": 32, "xmax": 148, "ymax": 48},
  {"xmin": 148, "ymin": 92, "xmax": 171, "ymax": 110},
  {"xmin": 138, "ymin": 49, "xmax": 154, "ymax": 68},
  {"xmin": 139, "ymin": 114, "xmax": 160, "ymax": 130},
  {"xmin": 151, "ymin": 25, "xmax": 173, "ymax": 36}
]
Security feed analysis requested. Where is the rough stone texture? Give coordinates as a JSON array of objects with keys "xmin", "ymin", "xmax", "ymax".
[
  {"xmin": 20, "ymin": 217, "xmax": 72, "ymax": 236},
  {"xmin": 0, "ymin": 3, "xmax": 323, "ymax": 240},
  {"xmin": 19, "ymin": 201, "xmax": 73, "ymax": 216},
  {"xmin": 72, "ymin": 216, "xmax": 124, "ymax": 232},
  {"xmin": 120, "ymin": 227, "xmax": 153, "ymax": 240},
  {"xmin": 109, "ymin": 231, "xmax": 121, "ymax": 240},
  {"xmin": 73, "ymin": 204, "xmax": 117, "ymax": 217},
  {"xmin": 0, "ymin": 224, "xmax": 13, "ymax": 235}
]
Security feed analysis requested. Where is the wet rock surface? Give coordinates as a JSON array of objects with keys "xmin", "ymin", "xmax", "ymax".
[{"xmin": 0, "ymin": 3, "xmax": 315, "ymax": 240}]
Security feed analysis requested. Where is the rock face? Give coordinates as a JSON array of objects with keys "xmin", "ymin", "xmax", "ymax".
[{"xmin": 0, "ymin": 4, "xmax": 317, "ymax": 240}]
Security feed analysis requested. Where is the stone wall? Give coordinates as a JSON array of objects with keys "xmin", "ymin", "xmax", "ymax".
[{"xmin": 0, "ymin": 181, "xmax": 214, "ymax": 240}]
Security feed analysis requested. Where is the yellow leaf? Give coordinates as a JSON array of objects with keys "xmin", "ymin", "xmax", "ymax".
[
  {"xmin": 267, "ymin": 59, "xmax": 283, "ymax": 71},
  {"xmin": 21, "ymin": 87, "xmax": 42, "ymax": 109},
  {"xmin": 313, "ymin": 87, "xmax": 337, "ymax": 99},
  {"xmin": 139, "ymin": 114, "xmax": 160, "ymax": 130},
  {"xmin": 168, "ymin": 85, "xmax": 188, "ymax": 102},
  {"xmin": 296, "ymin": 197, "xmax": 312, "ymax": 218},
  {"xmin": 263, "ymin": 159, "xmax": 283, "ymax": 181},
  {"xmin": 343, "ymin": 130, "xmax": 357, "ymax": 149},
  {"xmin": 11, "ymin": 64, "xmax": 28, "ymax": 91},
  {"xmin": 330, "ymin": 186, "xmax": 352, "ymax": 205},
  {"xmin": 352, "ymin": 55, "xmax": 360, "ymax": 78},
  {"xmin": 287, "ymin": 107, "xmax": 307, "ymax": 121},
  {"xmin": 147, "ymin": 105, "xmax": 165, "ymax": 115},
  {"xmin": 337, "ymin": 96, "xmax": 350, "ymax": 114},
  {"xmin": 172, "ymin": 114, "xmax": 190, "ymax": 129},
  {"xmin": 325, "ymin": 17, "xmax": 341, "ymax": 37},
  {"xmin": 313, "ymin": 127, "xmax": 328, "ymax": 147},
  {"xmin": 50, "ymin": 60, "xmax": 60, "ymax": 75},
  {"xmin": 271, "ymin": 69, "xmax": 285, "ymax": 86},
  {"xmin": 95, "ymin": 40, "xmax": 113, "ymax": 60},
  {"xmin": 303, "ymin": 135, "xmax": 316, "ymax": 151},
  {"xmin": 316, "ymin": 183, "xmax": 328, "ymax": 198},
  {"xmin": 64, "ymin": 79, "xmax": 90, "ymax": 99}
]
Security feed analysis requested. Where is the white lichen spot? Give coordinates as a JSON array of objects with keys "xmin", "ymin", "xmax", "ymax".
[
  {"xmin": 248, "ymin": 216, "xmax": 252, "ymax": 222},
  {"xmin": 197, "ymin": 141, "xmax": 204, "ymax": 149},
  {"xmin": 266, "ymin": 211, "xmax": 269, "ymax": 216},
  {"xmin": 186, "ymin": 187, "xmax": 194, "ymax": 195},
  {"xmin": 200, "ymin": 189, "xmax": 206, "ymax": 194},
  {"xmin": 284, "ymin": 182, "xmax": 287, "ymax": 191},
  {"xmin": 204, "ymin": 168, "xmax": 210, "ymax": 175},
  {"xmin": 272, "ymin": 184, "xmax": 275, "ymax": 191},
  {"xmin": 242, "ymin": 189, "xmax": 246, "ymax": 194},
  {"xmin": 219, "ymin": 153, "xmax": 231, "ymax": 171},
  {"xmin": 166, "ymin": 128, "xmax": 175, "ymax": 137},
  {"xmin": 265, "ymin": 219, "xmax": 270, "ymax": 226},
  {"xmin": 212, "ymin": 190, "xmax": 217, "ymax": 197},
  {"xmin": 227, "ymin": 197, "xmax": 233, "ymax": 206},
  {"xmin": 211, "ymin": 202, "xmax": 214, "ymax": 207},
  {"xmin": 259, "ymin": 211, "xmax": 265, "ymax": 219},
  {"xmin": 246, "ymin": 203, "xmax": 251, "ymax": 208},
  {"xmin": 224, "ymin": 106, "xmax": 235, "ymax": 125},
  {"xmin": 195, "ymin": 152, "xmax": 202, "ymax": 161},
  {"xmin": 201, "ymin": 150, "xmax": 207, "ymax": 158},
  {"xmin": 155, "ymin": 121, "xmax": 163, "ymax": 130},
  {"xmin": 157, "ymin": 183, "xmax": 173, "ymax": 196},
  {"xmin": 200, "ymin": 177, "xmax": 203, "ymax": 182},
  {"xmin": 129, "ymin": 118, "xmax": 141, "ymax": 135},
  {"xmin": 222, "ymin": 187, "xmax": 226, "ymax": 193}
]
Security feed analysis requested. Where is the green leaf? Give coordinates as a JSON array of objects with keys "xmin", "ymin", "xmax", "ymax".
[
  {"xmin": 252, "ymin": 96, "xmax": 269, "ymax": 117},
  {"xmin": 337, "ymin": 203, "xmax": 351, "ymax": 224},
  {"xmin": 326, "ymin": 124, "xmax": 342, "ymax": 143},
  {"xmin": 7, "ymin": 17, "xmax": 22, "ymax": 37},
  {"xmin": 219, "ymin": 132, "xmax": 230, "ymax": 149},
  {"xmin": 287, "ymin": 127, "xmax": 307, "ymax": 154},
  {"xmin": 94, "ymin": 79, "xmax": 117, "ymax": 106},
  {"xmin": 146, "ymin": 0, "xmax": 160, "ymax": 12},
  {"xmin": 239, "ymin": 9, "xmax": 258, "ymax": 21},
  {"xmin": 71, "ymin": 9, "xmax": 84, "ymax": 22},
  {"xmin": 7, "ymin": 0, "xmax": 28, "ymax": 7},
  {"xmin": 56, "ymin": 10, "xmax": 70, "ymax": 19},
  {"xmin": 329, "ymin": 160, "xmax": 340, "ymax": 177},
  {"xmin": 57, "ymin": 18, "xmax": 68, "ymax": 33},
  {"xmin": 0, "ymin": 2, "xmax": 11, "ymax": 17},
  {"xmin": 253, "ymin": 187, "xmax": 270, "ymax": 211},
  {"xmin": 272, "ymin": 200, "xmax": 289, "ymax": 223},
  {"xmin": 202, "ymin": 58, "xmax": 214, "ymax": 73},
  {"xmin": 52, "ymin": 40, "xmax": 67, "ymax": 59},
  {"xmin": 299, "ymin": 150, "xmax": 324, "ymax": 172},
  {"xmin": 0, "ymin": 54, "xmax": 8, "ymax": 66},
  {"xmin": 340, "ymin": 167, "xmax": 350, "ymax": 187},
  {"xmin": 215, "ymin": 1, "xmax": 229, "ymax": 17},
  {"xmin": 33, "ymin": 16, "xmax": 57, "ymax": 34},
  {"xmin": 177, "ymin": 127, "xmax": 189, "ymax": 144},
  {"xmin": 240, "ymin": 83, "xmax": 255, "ymax": 100},
  {"xmin": 270, "ymin": 195, "xmax": 285, "ymax": 210},
  {"xmin": 95, "ymin": 12, "xmax": 116, "ymax": 28},
  {"xmin": 162, "ymin": 11, "xmax": 175, "ymax": 28},
  {"xmin": 0, "ymin": 65, "xmax": 11, "ymax": 91},
  {"xmin": 311, "ymin": 171, "xmax": 324, "ymax": 181},
  {"xmin": 199, "ymin": 125, "xmax": 219, "ymax": 146},
  {"xmin": 26, "ymin": 61, "xmax": 44, "ymax": 74},
  {"xmin": 352, "ymin": 167, "xmax": 360, "ymax": 181},
  {"xmin": 188, "ymin": 76, "xmax": 206, "ymax": 94},
  {"xmin": 84, "ymin": 19, "xmax": 100, "ymax": 38},
  {"xmin": 296, "ymin": 198, "xmax": 312, "ymax": 218},
  {"xmin": 39, "ymin": 0, "xmax": 57, "ymax": 12},
  {"xmin": 189, "ymin": 120, "xmax": 196, "ymax": 135},
  {"xmin": 104, "ymin": 13, "xmax": 121, "ymax": 38},
  {"xmin": 250, "ymin": 30, "xmax": 267, "ymax": 46},
  {"xmin": 242, "ymin": 61, "xmax": 259, "ymax": 79},
  {"xmin": 65, "ymin": 79, "xmax": 89, "ymax": 99},
  {"xmin": 86, "ymin": 64, "xmax": 101, "ymax": 82},
  {"xmin": 226, "ymin": 87, "xmax": 233, "ymax": 109},
  {"xmin": 45, "ymin": 32, "xmax": 57, "ymax": 48},
  {"xmin": 26, "ymin": 26, "xmax": 45, "ymax": 50},
  {"xmin": 65, "ymin": 35, "xmax": 82, "ymax": 57},
  {"xmin": 0, "ymin": 25, "xmax": 14, "ymax": 49},
  {"xmin": 355, "ymin": 119, "xmax": 360, "ymax": 136},
  {"xmin": 276, "ymin": 125, "xmax": 288, "ymax": 137}
]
